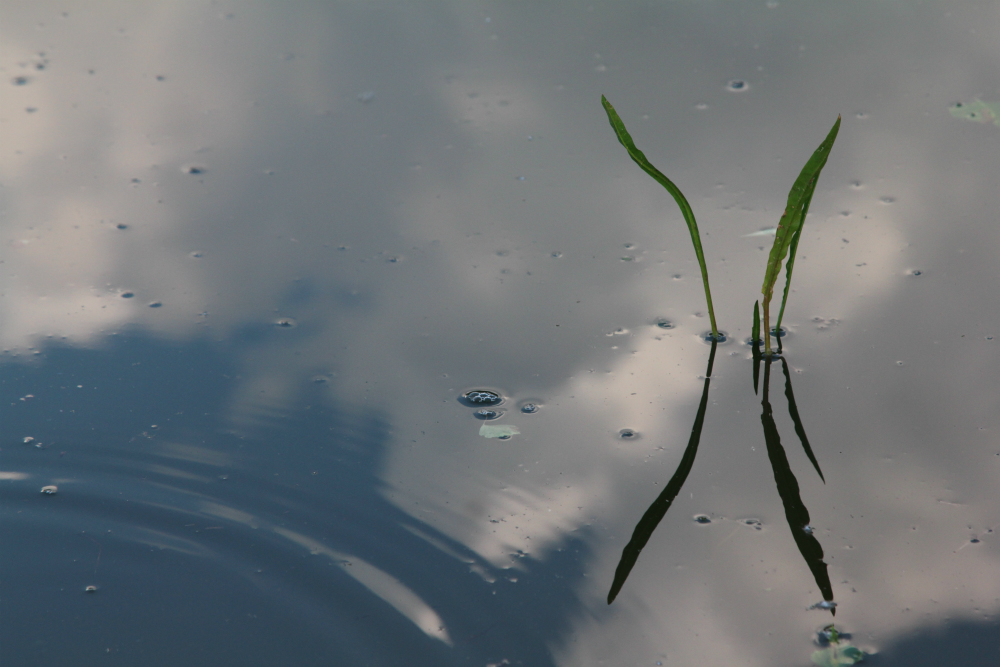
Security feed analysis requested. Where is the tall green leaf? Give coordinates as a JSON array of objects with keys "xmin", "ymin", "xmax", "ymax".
[
  {"xmin": 761, "ymin": 116, "xmax": 841, "ymax": 353},
  {"xmin": 602, "ymin": 95, "xmax": 719, "ymax": 339}
]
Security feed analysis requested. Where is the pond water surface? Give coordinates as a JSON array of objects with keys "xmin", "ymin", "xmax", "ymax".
[{"xmin": 2, "ymin": 2, "xmax": 999, "ymax": 666}]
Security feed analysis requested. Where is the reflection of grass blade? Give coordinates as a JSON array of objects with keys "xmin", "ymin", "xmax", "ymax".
[
  {"xmin": 608, "ymin": 341, "xmax": 718, "ymax": 604},
  {"xmin": 602, "ymin": 95, "xmax": 719, "ymax": 339},
  {"xmin": 761, "ymin": 117, "xmax": 840, "ymax": 354},
  {"xmin": 761, "ymin": 359, "xmax": 835, "ymax": 608},
  {"xmin": 781, "ymin": 357, "xmax": 824, "ymax": 483}
]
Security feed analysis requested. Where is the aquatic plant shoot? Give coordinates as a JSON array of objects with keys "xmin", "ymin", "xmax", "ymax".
[
  {"xmin": 760, "ymin": 116, "xmax": 841, "ymax": 355},
  {"xmin": 601, "ymin": 95, "xmax": 720, "ymax": 340}
]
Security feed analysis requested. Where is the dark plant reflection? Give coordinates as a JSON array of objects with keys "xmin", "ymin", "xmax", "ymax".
[
  {"xmin": 608, "ymin": 341, "xmax": 717, "ymax": 604},
  {"xmin": 761, "ymin": 355, "xmax": 834, "ymax": 613},
  {"xmin": 609, "ymin": 347, "xmax": 835, "ymax": 613}
]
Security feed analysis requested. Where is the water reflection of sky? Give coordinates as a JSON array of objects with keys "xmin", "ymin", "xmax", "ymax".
[{"xmin": 3, "ymin": 2, "xmax": 999, "ymax": 665}]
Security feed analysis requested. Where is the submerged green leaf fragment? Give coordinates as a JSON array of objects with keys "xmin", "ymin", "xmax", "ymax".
[
  {"xmin": 950, "ymin": 99, "xmax": 1000, "ymax": 127},
  {"xmin": 811, "ymin": 645, "xmax": 867, "ymax": 666},
  {"xmin": 479, "ymin": 424, "xmax": 520, "ymax": 439}
]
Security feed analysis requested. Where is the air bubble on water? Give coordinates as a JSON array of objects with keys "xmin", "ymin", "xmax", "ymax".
[
  {"xmin": 464, "ymin": 390, "xmax": 502, "ymax": 406},
  {"xmin": 744, "ymin": 518, "xmax": 762, "ymax": 530},
  {"xmin": 849, "ymin": 180, "xmax": 863, "ymax": 189},
  {"xmin": 693, "ymin": 514, "xmax": 711, "ymax": 524},
  {"xmin": 550, "ymin": 251, "xmax": 562, "ymax": 258},
  {"xmin": 12, "ymin": 76, "xmax": 29, "ymax": 85},
  {"xmin": 148, "ymin": 301, "xmax": 162, "ymax": 308},
  {"xmin": 474, "ymin": 409, "xmax": 503, "ymax": 420},
  {"xmin": 607, "ymin": 327, "xmax": 629, "ymax": 336},
  {"xmin": 182, "ymin": 165, "xmax": 207, "ymax": 175},
  {"xmin": 618, "ymin": 428, "xmax": 637, "ymax": 439},
  {"xmin": 116, "ymin": 223, "xmax": 128, "ymax": 230},
  {"xmin": 803, "ymin": 525, "xmax": 814, "ymax": 534},
  {"xmin": 623, "ymin": 243, "xmax": 635, "ymax": 249},
  {"xmin": 656, "ymin": 319, "xmax": 675, "ymax": 330},
  {"xmin": 189, "ymin": 251, "xmax": 203, "ymax": 258},
  {"xmin": 41, "ymin": 485, "xmax": 58, "ymax": 495},
  {"xmin": 896, "ymin": 361, "xmax": 904, "ymax": 366},
  {"xmin": 971, "ymin": 538, "xmax": 980, "ymax": 544},
  {"xmin": 726, "ymin": 79, "xmax": 748, "ymax": 92},
  {"xmin": 24, "ymin": 436, "xmax": 35, "ymax": 444},
  {"xmin": 702, "ymin": 331, "xmax": 728, "ymax": 344},
  {"xmin": 695, "ymin": 103, "xmax": 708, "ymax": 110},
  {"xmin": 879, "ymin": 196, "xmax": 895, "ymax": 204},
  {"xmin": 855, "ymin": 111, "xmax": 869, "ymax": 119},
  {"xmin": 516, "ymin": 175, "xmax": 526, "ymax": 181},
  {"xmin": 121, "ymin": 292, "xmax": 134, "ymax": 299},
  {"xmin": 519, "ymin": 402, "xmax": 540, "ymax": 414},
  {"xmin": 85, "ymin": 585, "xmax": 98, "ymax": 593},
  {"xmin": 156, "ymin": 75, "xmax": 166, "ymax": 81},
  {"xmin": 357, "ymin": 90, "xmax": 375, "ymax": 103},
  {"xmin": 620, "ymin": 255, "xmax": 636, "ymax": 262},
  {"xmin": 910, "ymin": 269, "xmax": 923, "ymax": 276},
  {"xmin": 672, "ymin": 274, "xmax": 683, "ymax": 280},
  {"xmin": 275, "ymin": 317, "xmax": 298, "ymax": 328}
]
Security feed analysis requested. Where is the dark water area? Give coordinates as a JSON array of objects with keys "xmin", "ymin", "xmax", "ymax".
[
  {"xmin": 2, "ymin": 333, "xmax": 589, "ymax": 665},
  {"xmin": 3, "ymin": 2, "xmax": 999, "ymax": 665}
]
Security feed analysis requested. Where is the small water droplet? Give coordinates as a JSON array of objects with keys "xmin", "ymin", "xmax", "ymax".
[
  {"xmin": 693, "ymin": 514, "xmax": 711, "ymax": 524},
  {"xmin": 121, "ymin": 292, "xmax": 134, "ymax": 299},
  {"xmin": 148, "ymin": 301, "xmax": 162, "ymax": 308},
  {"xmin": 41, "ymin": 485, "xmax": 58, "ymax": 495},
  {"xmin": 656, "ymin": 319, "xmax": 675, "ymax": 330},
  {"xmin": 619, "ymin": 428, "xmax": 637, "ymax": 439},
  {"xmin": 275, "ymin": 317, "xmax": 297, "ymax": 328},
  {"xmin": 465, "ymin": 390, "xmax": 502, "ymax": 405},
  {"xmin": 520, "ymin": 403, "xmax": 539, "ymax": 414},
  {"xmin": 726, "ymin": 79, "xmax": 748, "ymax": 92}
]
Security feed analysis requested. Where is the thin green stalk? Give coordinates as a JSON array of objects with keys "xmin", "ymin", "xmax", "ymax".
[{"xmin": 602, "ymin": 95, "xmax": 719, "ymax": 339}]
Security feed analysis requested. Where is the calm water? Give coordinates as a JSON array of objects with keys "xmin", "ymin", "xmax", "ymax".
[{"xmin": 3, "ymin": 2, "xmax": 999, "ymax": 665}]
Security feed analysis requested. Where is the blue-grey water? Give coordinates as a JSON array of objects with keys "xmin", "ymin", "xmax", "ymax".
[{"xmin": 2, "ymin": 2, "xmax": 999, "ymax": 665}]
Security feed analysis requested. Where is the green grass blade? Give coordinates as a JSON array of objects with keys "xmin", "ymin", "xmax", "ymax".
[
  {"xmin": 760, "ymin": 115, "xmax": 840, "ymax": 354},
  {"xmin": 602, "ymin": 95, "xmax": 719, "ymax": 339},
  {"xmin": 752, "ymin": 300, "xmax": 761, "ymax": 343},
  {"xmin": 761, "ymin": 116, "xmax": 840, "ymax": 304},
  {"xmin": 774, "ymin": 176, "xmax": 818, "ymax": 334}
]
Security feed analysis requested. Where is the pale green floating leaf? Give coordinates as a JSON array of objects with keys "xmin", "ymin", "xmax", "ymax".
[
  {"xmin": 479, "ymin": 424, "xmax": 520, "ymax": 439},
  {"xmin": 949, "ymin": 99, "xmax": 1000, "ymax": 127},
  {"xmin": 811, "ymin": 644, "xmax": 867, "ymax": 666}
]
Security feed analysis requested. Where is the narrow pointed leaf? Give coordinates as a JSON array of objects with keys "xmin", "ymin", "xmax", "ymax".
[
  {"xmin": 602, "ymin": 95, "xmax": 718, "ymax": 338},
  {"xmin": 761, "ymin": 116, "xmax": 841, "ymax": 305}
]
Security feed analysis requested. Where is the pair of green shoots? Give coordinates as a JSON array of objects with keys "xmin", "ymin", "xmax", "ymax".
[{"xmin": 601, "ymin": 95, "xmax": 840, "ymax": 355}]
